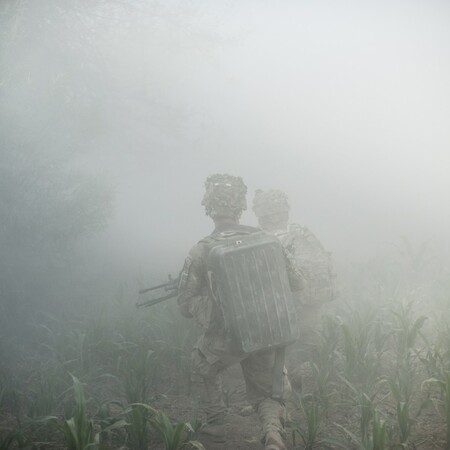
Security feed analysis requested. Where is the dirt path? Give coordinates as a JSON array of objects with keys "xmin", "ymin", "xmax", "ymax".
[{"xmin": 156, "ymin": 364, "xmax": 271, "ymax": 450}]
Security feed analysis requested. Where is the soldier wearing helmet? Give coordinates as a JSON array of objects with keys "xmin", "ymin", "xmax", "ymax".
[
  {"xmin": 253, "ymin": 189, "xmax": 338, "ymax": 391},
  {"xmin": 178, "ymin": 174, "xmax": 303, "ymax": 450},
  {"xmin": 201, "ymin": 173, "xmax": 248, "ymax": 220},
  {"xmin": 252, "ymin": 190, "xmax": 290, "ymax": 233}
]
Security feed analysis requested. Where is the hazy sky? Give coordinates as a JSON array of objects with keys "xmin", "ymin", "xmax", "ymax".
[
  {"xmin": 84, "ymin": 0, "xmax": 450, "ymax": 278},
  {"xmin": 4, "ymin": 0, "xmax": 450, "ymax": 283}
]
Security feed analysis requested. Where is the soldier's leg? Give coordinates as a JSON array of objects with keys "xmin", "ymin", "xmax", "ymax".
[
  {"xmin": 240, "ymin": 349, "xmax": 289, "ymax": 450},
  {"xmin": 191, "ymin": 347, "xmax": 227, "ymax": 424},
  {"xmin": 289, "ymin": 305, "xmax": 322, "ymax": 396}
]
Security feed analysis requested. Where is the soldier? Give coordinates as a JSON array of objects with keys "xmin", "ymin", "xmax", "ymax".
[
  {"xmin": 252, "ymin": 189, "xmax": 338, "ymax": 387},
  {"xmin": 177, "ymin": 174, "xmax": 304, "ymax": 450}
]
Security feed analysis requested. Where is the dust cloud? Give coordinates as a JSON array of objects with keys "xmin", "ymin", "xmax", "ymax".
[
  {"xmin": 1, "ymin": 0, "xmax": 450, "ymax": 305},
  {"xmin": 2, "ymin": 4, "xmax": 450, "ymax": 446}
]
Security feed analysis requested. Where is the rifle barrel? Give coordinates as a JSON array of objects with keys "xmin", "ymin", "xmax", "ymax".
[
  {"xmin": 136, "ymin": 291, "xmax": 177, "ymax": 308},
  {"xmin": 139, "ymin": 282, "xmax": 172, "ymax": 294}
]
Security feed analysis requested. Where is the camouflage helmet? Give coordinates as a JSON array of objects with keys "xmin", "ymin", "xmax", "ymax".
[
  {"xmin": 252, "ymin": 189, "xmax": 290, "ymax": 218},
  {"xmin": 202, "ymin": 173, "xmax": 247, "ymax": 219}
]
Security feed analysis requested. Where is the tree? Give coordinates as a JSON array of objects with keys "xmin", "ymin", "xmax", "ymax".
[{"xmin": 0, "ymin": 0, "xmax": 116, "ymax": 326}]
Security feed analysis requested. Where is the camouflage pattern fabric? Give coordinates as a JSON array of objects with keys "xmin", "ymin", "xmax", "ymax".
[
  {"xmin": 201, "ymin": 173, "xmax": 247, "ymax": 220},
  {"xmin": 274, "ymin": 223, "xmax": 338, "ymax": 307},
  {"xmin": 178, "ymin": 222, "xmax": 298, "ymax": 441},
  {"xmin": 191, "ymin": 339, "xmax": 290, "ymax": 431},
  {"xmin": 252, "ymin": 189, "xmax": 289, "ymax": 217},
  {"xmin": 252, "ymin": 189, "xmax": 338, "ymax": 377},
  {"xmin": 251, "ymin": 189, "xmax": 337, "ymax": 306}
]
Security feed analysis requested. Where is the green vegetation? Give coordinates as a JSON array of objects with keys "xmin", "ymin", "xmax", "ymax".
[{"xmin": 1, "ymin": 242, "xmax": 450, "ymax": 448}]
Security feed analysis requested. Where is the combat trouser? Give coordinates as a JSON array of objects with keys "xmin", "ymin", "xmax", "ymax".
[{"xmin": 191, "ymin": 334, "xmax": 289, "ymax": 444}]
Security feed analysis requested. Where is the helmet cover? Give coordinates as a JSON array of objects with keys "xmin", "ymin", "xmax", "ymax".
[
  {"xmin": 252, "ymin": 189, "xmax": 290, "ymax": 218},
  {"xmin": 202, "ymin": 173, "xmax": 247, "ymax": 219}
]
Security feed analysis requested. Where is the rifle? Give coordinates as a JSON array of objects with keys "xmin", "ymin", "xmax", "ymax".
[{"xmin": 136, "ymin": 274, "xmax": 179, "ymax": 308}]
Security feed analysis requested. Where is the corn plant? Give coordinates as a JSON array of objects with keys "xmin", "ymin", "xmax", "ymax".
[
  {"xmin": 422, "ymin": 319, "xmax": 450, "ymax": 375},
  {"xmin": 423, "ymin": 370, "xmax": 450, "ymax": 448},
  {"xmin": 0, "ymin": 376, "xmax": 4, "ymax": 411},
  {"xmin": 38, "ymin": 322, "xmax": 96, "ymax": 377},
  {"xmin": 308, "ymin": 315, "xmax": 340, "ymax": 410},
  {"xmin": 0, "ymin": 431, "xmax": 16, "ymax": 450},
  {"xmin": 0, "ymin": 429, "xmax": 28, "ymax": 450},
  {"xmin": 94, "ymin": 399, "xmax": 128, "ymax": 449},
  {"xmin": 149, "ymin": 407, "xmax": 205, "ymax": 450},
  {"xmin": 337, "ymin": 306, "xmax": 383, "ymax": 391},
  {"xmin": 185, "ymin": 399, "xmax": 202, "ymax": 441},
  {"xmin": 111, "ymin": 332, "xmax": 157, "ymax": 448},
  {"xmin": 420, "ymin": 347, "xmax": 446, "ymax": 379},
  {"xmin": 36, "ymin": 374, "xmax": 128, "ymax": 450},
  {"xmin": 61, "ymin": 374, "xmax": 96, "ymax": 450},
  {"xmin": 335, "ymin": 379, "xmax": 392, "ymax": 450},
  {"xmin": 85, "ymin": 308, "xmax": 113, "ymax": 350},
  {"xmin": 357, "ymin": 391, "xmax": 379, "ymax": 446},
  {"xmin": 288, "ymin": 394, "xmax": 325, "ymax": 450},
  {"xmin": 390, "ymin": 300, "xmax": 427, "ymax": 366},
  {"xmin": 125, "ymin": 403, "xmax": 204, "ymax": 450},
  {"xmin": 116, "ymin": 340, "xmax": 156, "ymax": 404},
  {"xmin": 336, "ymin": 410, "xmax": 391, "ymax": 450},
  {"xmin": 142, "ymin": 304, "xmax": 196, "ymax": 394},
  {"xmin": 339, "ymin": 376, "xmax": 385, "ymax": 447},
  {"xmin": 124, "ymin": 403, "xmax": 150, "ymax": 450},
  {"xmin": 388, "ymin": 369, "xmax": 414, "ymax": 446},
  {"xmin": 0, "ymin": 371, "xmax": 21, "ymax": 417},
  {"xmin": 26, "ymin": 366, "xmax": 70, "ymax": 418}
]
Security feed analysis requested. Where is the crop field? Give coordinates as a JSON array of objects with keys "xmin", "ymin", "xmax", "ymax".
[
  {"xmin": 1, "ymin": 242, "xmax": 450, "ymax": 449},
  {"xmin": 1, "ymin": 0, "xmax": 449, "ymax": 448}
]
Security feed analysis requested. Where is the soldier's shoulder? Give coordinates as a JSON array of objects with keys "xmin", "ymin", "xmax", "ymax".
[
  {"xmin": 288, "ymin": 222, "xmax": 314, "ymax": 237},
  {"xmin": 211, "ymin": 223, "xmax": 261, "ymax": 237},
  {"xmin": 288, "ymin": 223, "xmax": 325, "ymax": 249},
  {"xmin": 287, "ymin": 222, "xmax": 307, "ymax": 236},
  {"xmin": 237, "ymin": 224, "xmax": 261, "ymax": 234},
  {"xmin": 186, "ymin": 237, "xmax": 211, "ymax": 259}
]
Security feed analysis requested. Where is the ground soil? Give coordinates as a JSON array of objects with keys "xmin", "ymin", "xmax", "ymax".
[
  {"xmin": 154, "ymin": 364, "xmax": 271, "ymax": 450},
  {"xmin": 152, "ymin": 361, "xmax": 448, "ymax": 450},
  {"xmin": 1, "ymin": 350, "xmax": 447, "ymax": 449}
]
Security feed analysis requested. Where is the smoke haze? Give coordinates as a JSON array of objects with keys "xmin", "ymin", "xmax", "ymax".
[{"xmin": 2, "ymin": 0, "xmax": 450, "ymax": 291}]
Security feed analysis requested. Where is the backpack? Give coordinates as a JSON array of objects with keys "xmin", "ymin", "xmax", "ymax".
[
  {"xmin": 277, "ymin": 224, "xmax": 338, "ymax": 306},
  {"xmin": 205, "ymin": 230, "xmax": 300, "ymax": 354}
]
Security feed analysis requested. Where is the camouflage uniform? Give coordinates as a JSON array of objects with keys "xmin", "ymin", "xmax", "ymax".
[
  {"xmin": 252, "ymin": 190, "xmax": 338, "ymax": 372},
  {"xmin": 178, "ymin": 175, "xmax": 303, "ymax": 448}
]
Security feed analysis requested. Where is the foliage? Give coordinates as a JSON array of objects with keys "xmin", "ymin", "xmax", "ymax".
[
  {"xmin": 336, "ymin": 410, "xmax": 391, "ymax": 450},
  {"xmin": 308, "ymin": 315, "xmax": 340, "ymax": 409},
  {"xmin": 0, "ymin": 237, "xmax": 449, "ymax": 448},
  {"xmin": 0, "ymin": 429, "xmax": 28, "ymax": 450},
  {"xmin": 423, "ymin": 369, "xmax": 450, "ymax": 448},
  {"xmin": 127, "ymin": 403, "xmax": 205, "ymax": 450},
  {"xmin": 60, "ymin": 374, "xmax": 96, "ymax": 450},
  {"xmin": 26, "ymin": 367, "xmax": 70, "ymax": 418},
  {"xmin": 288, "ymin": 394, "xmax": 325, "ymax": 450},
  {"xmin": 336, "ymin": 304, "xmax": 387, "ymax": 391}
]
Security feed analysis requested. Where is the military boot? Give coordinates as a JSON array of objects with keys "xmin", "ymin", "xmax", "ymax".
[
  {"xmin": 264, "ymin": 430, "xmax": 286, "ymax": 450},
  {"xmin": 257, "ymin": 398, "xmax": 286, "ymax": 450},
  {"xmin": 199, "ymin": 417, "xmax": 228, "ymax": 444},
  {"xmin": 198, "ymin": 407, "xmax": 229, "ymax": 444},
  {"xmin": 199, "ymin": 423, "xmax": 226, "ymax": 443}
]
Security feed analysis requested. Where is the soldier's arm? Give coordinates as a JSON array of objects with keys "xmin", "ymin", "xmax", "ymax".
[
  {"xmin": 282, "ymin": 246, "xmax": 306, "ymax": 292},
  {"xmin": 177, "ymin": 244, "xmax": 206, "ymax": 318}
]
